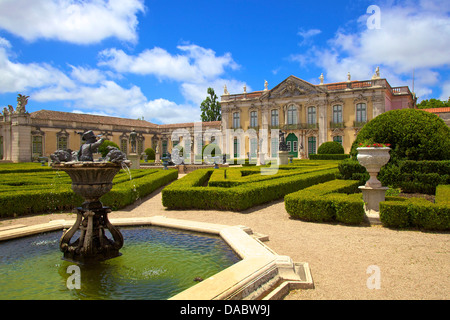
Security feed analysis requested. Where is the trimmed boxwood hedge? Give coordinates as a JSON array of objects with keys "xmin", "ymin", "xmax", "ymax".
[
  {"xmin": 379, "ymin": 185, "xmax": 450, "ymax": 231},
  {"xmin": 0, "ymin": 168, "xmax": 178, "ymax": 217},
  {"xmin": 317, "ymin": 141, "xmax": 345, "ymax": 154},
  {"xmin": 285, "ymin": 179, "xmax": 364, "ymax": 225},
  {"xmin": 309, "ymin": 154, "xmax": 350, "ymax": 160},
  {"xmin": 162, "ymin": 167, "xmax": 339, "ymax": 211}
]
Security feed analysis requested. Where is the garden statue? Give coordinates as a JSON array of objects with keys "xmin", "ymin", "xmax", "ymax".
[
  {"xmin": 50, "ymin": 149, "xmax": 73, "ymax": 163},
  {"xmin": 130, "ymin": 129, "xmax": 137, "ymax": 153},
  {"xmin": 78, "ymin": 130, "xmax": 105, "ymax": 161},
  {"xmin": 279, "ymin": 131, "xmax": 289, "ymax": 151},
  {"xmin": 105, "ymin": 146, "xmax": 127, "ymax": 164},
  {"xmin": 16, "ymin": 94, "xmax": 29, "ymax": 114}
]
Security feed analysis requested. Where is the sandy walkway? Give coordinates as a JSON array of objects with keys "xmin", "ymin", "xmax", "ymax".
[{"xmin": 1, "ymin": 181, "xmax": 448, "ymax": 300}]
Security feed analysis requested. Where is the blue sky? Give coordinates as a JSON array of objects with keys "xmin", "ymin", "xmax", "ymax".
[{"xmin": 0, "ymin": 0, "xmax": 449, "ymax": 124}]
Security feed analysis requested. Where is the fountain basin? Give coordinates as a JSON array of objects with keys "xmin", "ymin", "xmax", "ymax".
[{"xmin": 0, "ymin": 216, "xmax": 314, "ymax": 300}]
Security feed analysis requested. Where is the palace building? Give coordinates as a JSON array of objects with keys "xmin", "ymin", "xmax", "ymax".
[
  {"xmin": 0, "ymin": 97, "xmax": 220, "ymax": 163},
  {"xmin": 220, "ymin": 71, "xmax": 416, "ymax": 159},
  {"xmin": 1, "ymin": 69, "xmax": 415, "ymax": 163}
]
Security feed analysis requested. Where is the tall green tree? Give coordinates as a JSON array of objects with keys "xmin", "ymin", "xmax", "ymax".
[{"xmin": 200, "ymin": 87, "xmax": 221, "ymax": 122}]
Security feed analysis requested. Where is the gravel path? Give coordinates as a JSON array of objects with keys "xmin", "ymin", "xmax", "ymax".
[{"xmin": 1, "ymin": 181, "xmax": 448, "ymax": 300}]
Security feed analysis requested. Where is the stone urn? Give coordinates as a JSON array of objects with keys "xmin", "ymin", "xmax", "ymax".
[{"xmin": 357, "ymin": 147, "xmax": 391, "ymax": 188}]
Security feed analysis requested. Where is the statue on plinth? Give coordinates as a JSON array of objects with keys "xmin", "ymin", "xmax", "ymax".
[{"xmin": 130, "ymin": 129, "xmax": 137, "ymax": 154}]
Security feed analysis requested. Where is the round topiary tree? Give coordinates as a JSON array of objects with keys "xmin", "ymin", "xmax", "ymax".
[
  {"xmin": 318, "ymin": 141, "xmax": 344, "ymax": 154},
  {"xmin": 98, "ymin": 140, "xmax": 120, "ymax": 158},
  {"xmin": 351, "ymin": 109, "xmax": 450, "ymax": 161},
  {"xmin": 144, "ymin": 148, "xmax": 155, "ymax": 160}
]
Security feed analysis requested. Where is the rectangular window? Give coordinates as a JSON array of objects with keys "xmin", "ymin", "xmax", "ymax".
[
  {"xmin": 333, "ymin": 105, "xmax": 343, "ymax": 124},
  {"xmin": 57, "ymin": 136, "xmax": 67, "ymax": 151},
  {"xmin": 138, "ymin": 140, "xmax": 144, "ymax": 155},
  {"xmin": 271, "ymin": 137, "xmax": 278, "ymax": 158},
  {"xmin": 356, "ymin": 103, "xmax": 367, "ymax": 123},
  {"xmin": 233, "ymin": 112, "xmax": 240, "ymax": 129},
  {"xmin": 32, "ymin": 136, "xmax": 43, "ymax": 156},
  {"xmin": 287, "ymin": 141, "xmax": 292, "ymax": 152},
  {"xmin": 250, "ymin": 138, "xmax": 257, "ymax": 158},
  {"xmin": 307, "ymin": 107, "xmax": 316, "ymax": 125},
  {"xmin": 121, "ymin": 139, "xmax": 128, "ymax": 154},
  {"xmin": 271, "ymin": 110, "xmax": 279, "ymax": 127},
  {"xmin": 308, "ymin": 136, "xmax": 316, "ymax": 155},
  {"xmin": 293, "ymin": 141, "xmax": 298, "ymax": 153},
  {"xmin": 287, "ymin": 106, "xmax": 297, "ymax": 125},
  {"xmin": 233, "ymin": 138, "xmax": 240, "ymax": 158},
  {"xmin": 250, "ymin": 111, "xmax": 258, "ymax": 128}
]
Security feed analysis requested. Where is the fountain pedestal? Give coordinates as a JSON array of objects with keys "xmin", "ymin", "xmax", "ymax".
[{"xmin": 53, "ymin": 161, "xmax": 130, "ymax": 263}]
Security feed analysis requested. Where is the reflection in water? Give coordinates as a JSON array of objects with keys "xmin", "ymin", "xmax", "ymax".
[{"xmin": 0, "ymin": 227, "xmax": 240, "ymax": 300}]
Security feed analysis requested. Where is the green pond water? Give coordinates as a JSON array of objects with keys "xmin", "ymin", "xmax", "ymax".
[{"xmin": 0, "ymin": 226, "xmax": 240, "ymax": 300}]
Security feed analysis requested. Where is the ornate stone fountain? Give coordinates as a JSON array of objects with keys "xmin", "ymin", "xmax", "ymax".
[{"xmin": 51, "ymin": 130, "xmax": 130, "ymax": 263}]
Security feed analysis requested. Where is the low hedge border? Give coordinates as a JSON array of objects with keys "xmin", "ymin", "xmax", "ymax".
[
  {"xmin": 162, "ymin": 167, "xmax": 338, "ymax": 211},
  {"xmin": 379, "ymin": 185, "xmax": 450, "ymax": 231},
  {"xmin": 309, "ymin": 154, "xmax": 350, "ymax": 160},
  {"xmin": 284, "ymin": 179, "xmax": 364, "ymax": 225},
  {"xmin": 0, "ymin": 168, "xmax": 178, "ymax": 217},
  {"xmin": 208, "ymin": 163, "xmax": 339, "ymax": 188}
]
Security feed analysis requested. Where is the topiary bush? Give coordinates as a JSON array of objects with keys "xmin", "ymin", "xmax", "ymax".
[
  {"xmin": 351, "ymin": 109, "xmax": 450, "ymax": 161},
  {"xmin": 144, "ymin": 148, "xmax": 155, "ymax": 160},
  {"xmin": 98, "ymin": 140, "xmax": 120, "ymax": 158},
  {"xmin": 318, "ymin": 141, "xmax": 344, "ymax": 155}
]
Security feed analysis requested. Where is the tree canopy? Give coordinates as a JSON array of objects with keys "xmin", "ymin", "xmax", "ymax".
[
  {"xmin": 417, "ymin": 98, "xmax": 450, "ymax": 109},
  {"xmin": 200, "ymin": 87, "xmax": 221, "ymax": 122}
]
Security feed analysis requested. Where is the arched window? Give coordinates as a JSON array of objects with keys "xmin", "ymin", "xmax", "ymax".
[
  {"xmin": 287, "ymin": 105, "xmax": 297, "ymax": 125},
  {"xmin": 333, "ymin": 136, "xmax": 343, "ymax": 145}
]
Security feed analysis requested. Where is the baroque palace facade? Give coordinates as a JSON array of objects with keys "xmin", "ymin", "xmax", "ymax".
[
  {"xmin": 220, "ymin": 71, "xmax": 415, "ymax": 159},
  {"xmin": 0, "ymin": 95, "xmax": 220, "ymax": 162},
  {"xmin": 1, "ymin": 70, "xmax": 415, "ymax": 163}
]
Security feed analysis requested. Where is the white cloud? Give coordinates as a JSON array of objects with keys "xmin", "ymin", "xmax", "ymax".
[
  {"xmin": 291, "ymin": 0, "xmax": 450, "ymax": 99},
  {"xmin": 33, "ymin": 80, "xmax": 146, "ymax": 111},
  {"xmin": 297, "ymin": 28, "xmax": 321, "ymax": 46},
  {"xmin": 69, "ymin": 65, "xmax": 106, "ymax": 84},
  {"xmin": 0, "ymin": 40, "xmax": 74, "ymax": 93},
  {"xmin": 134, "ymin": 99, "xmax": 201, "ymax": 124},
  {"xmin": 98, "ymin": 44, "xmax": 239, "ymax": 83},
  {"xmin": 0, "ymin": 0, "xmax": 145, "ymax": 44},
  {"xmin": 439, "ymin": 81, "xmax": 450, "ymax": 101},
  {"xmin": 98, "ymin": 43, "xmax": 245, "ymax": 118},
  {"xmin": 181, "ymin": 78, "xmax": 249, "ymax": 106}
]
